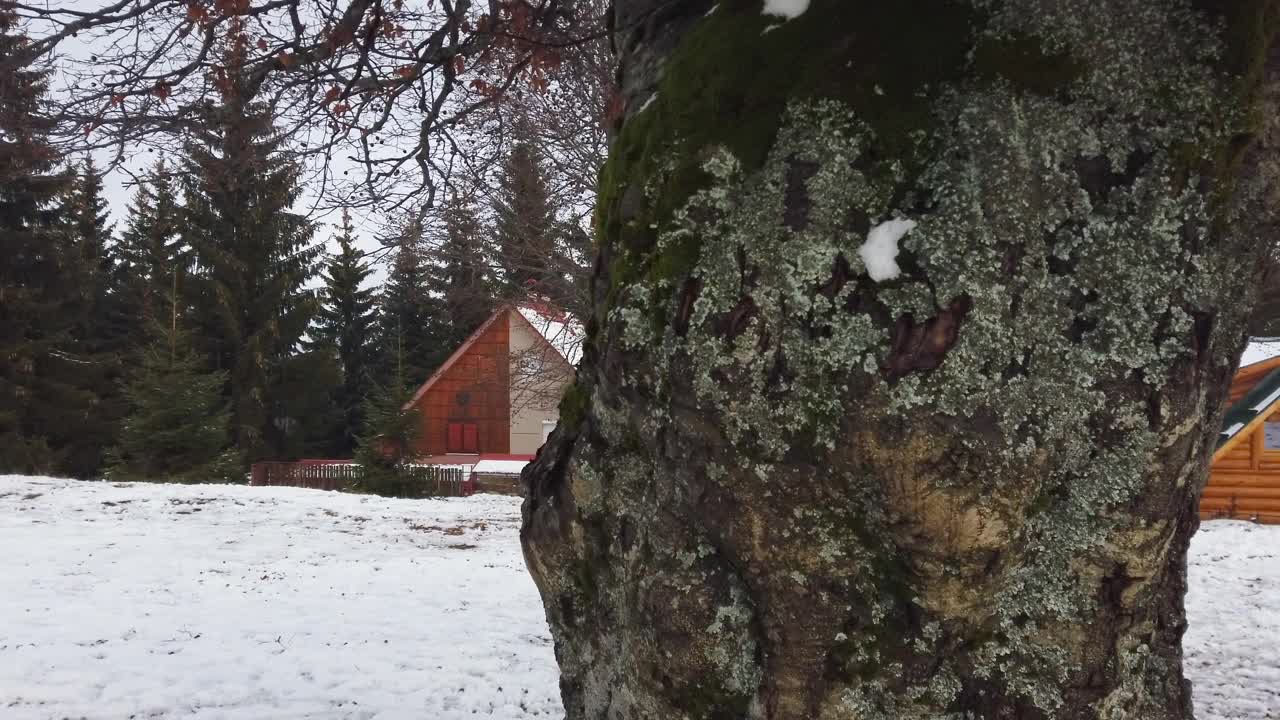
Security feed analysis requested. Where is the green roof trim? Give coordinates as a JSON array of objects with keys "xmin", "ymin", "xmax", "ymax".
[{"xmin": 1218, "ymin": 367, "xmax": 1280, "ymax": 449}]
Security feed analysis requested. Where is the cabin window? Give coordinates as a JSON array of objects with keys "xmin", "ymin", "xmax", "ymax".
[
  {"xmin": 447, "ymin": 422, "xmax": 479, "ymax": 453},
  {"xmin": 1265, "ymin": 422, "xmax": 1280, "ymax": 450}
]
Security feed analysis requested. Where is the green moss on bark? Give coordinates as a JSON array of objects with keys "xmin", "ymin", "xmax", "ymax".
[
  {"xmin": 971, "ymin": 32, "xmax": 1083, "ymax": 94},
  {"xmin": 599, "ymin": 1, "xmax": 978, "ymax": 303},
  {"xmin": 558, "ymin": 382, "xmax": 589, "ymax": 431},
  {"xmin": 598, "ymin": 1, "xmax": 1093, "ymax": 329},
  {"xmin": 1190, "ymin": 0, "xmax": 1280, "ymax": 207}
]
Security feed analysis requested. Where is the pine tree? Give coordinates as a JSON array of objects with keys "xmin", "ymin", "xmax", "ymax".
[
  {"xmin": 491, "ymin": 133, "xmax": 588, "ymax": 315},
  {"xmin": 352, "ymin": 334, "xmax": 424, "ymax": 498},
  {"xmin": 272, "ymin": 348, "xmax": 344, "ymax": 459},
  {"xmin": 492, "ymin": 135, "xmax": 559, "ymax": 298},
  {"xmin": 0, "ymin": 7, "xmax": 84, "ymax": 474},
  {"xmin": 69, "ymin": 156, "xmax": 113, "ymax": 282},
  {"xmin": 115, "ymin": 158, "xmax": 183, "ymax": 337},
  {"xmin": 432, "ymin": 194, "xmax": 497, "ymax": 347},
  {"xmin": 107, "ymin": 321, "xmax": 236, "ymax": 483},
  {"xmin": 309, "ymin": 209, "xmax": 377, "ymax": 455},
  {"xmin": 180, "ymin": 98, "xmax": 320, "ymax": 465},
  {"xmin": 56, "ymin": 156, "xmax": 124, "ymax": 477},
  {"xmin": 375, "ymin": 214, "xmax": 444, "ymax": 385}
]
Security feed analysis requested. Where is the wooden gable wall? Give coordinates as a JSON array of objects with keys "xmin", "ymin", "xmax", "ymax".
[{"xmin": 408, "ymin": 311, "xmax": 511, "ymax": 456}]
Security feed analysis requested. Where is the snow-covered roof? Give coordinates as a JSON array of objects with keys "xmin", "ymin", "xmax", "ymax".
[
  {"xmin": 1218, "ymin": 364, "xmax": 1280, "ymax": 452},
  {"xmin": 1216, "ymin": 341, "xmax": 1280, "ymax": 457},
  {"xmin": 1242, "ymin": 338, "xmax": 1280, "ymax": 368},
  {"xmin": 402, "ymin": 302, "xmax": 583, "ymax": 412},
  {"xmin": 516, "ymin": 303, "xmax": 584, "ymax": 366},
  {"xmin": 471, "ymin": 459, "xmax": 530, "ymax": 475}
]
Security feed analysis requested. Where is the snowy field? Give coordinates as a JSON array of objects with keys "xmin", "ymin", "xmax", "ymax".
[
  {"xmin": 0, "ymin": 477, "xmax": 1276, "ymax": 719},
  {"xmin": 1185, "ymin": 520, "xmax": 1280, "ymax": 719},
  {"xmin": 0, "ymin": 476, "xmax": 561, "ymax": 719}
]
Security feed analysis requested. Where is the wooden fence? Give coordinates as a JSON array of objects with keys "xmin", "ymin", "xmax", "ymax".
[{"xmin": 249, "ymin": 461, "xmax": 472, "ymax": 496}]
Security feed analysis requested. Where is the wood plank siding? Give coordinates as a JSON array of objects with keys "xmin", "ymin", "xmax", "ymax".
[
  {"xmin": 408, "ymin": 311, "xmax": 512, "ymax": 456},
  {"xmin": 1205, "ymin": 356, "xmax": 1280, "ymax": 523},
  {"xmin": 400, "ymin": 303, "xmax": 579, "ymax": 460}
]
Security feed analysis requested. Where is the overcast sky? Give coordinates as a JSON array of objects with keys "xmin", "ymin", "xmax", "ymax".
[
  {"xmin": 34, "ymin": 2, "xmax": 596, "ymax": 293},
  {"xmin": 46, "ymin": 23, "xmax": 391, "ymax": 287}
]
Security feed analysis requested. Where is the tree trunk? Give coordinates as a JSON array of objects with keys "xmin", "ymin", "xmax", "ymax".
[{"xmin": 522, "ymin": 2, "xmax": 1280, "ymax": 718}]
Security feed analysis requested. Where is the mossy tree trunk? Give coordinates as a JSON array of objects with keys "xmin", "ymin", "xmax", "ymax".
[{"xmin": 522, "ymin": 1, "xmax": 1280, "ymax": 718}]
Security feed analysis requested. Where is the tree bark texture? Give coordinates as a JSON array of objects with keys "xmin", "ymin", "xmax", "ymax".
[{"xmin": 522, "ymin": 2, "xmax": 1280, "ymax": 718}]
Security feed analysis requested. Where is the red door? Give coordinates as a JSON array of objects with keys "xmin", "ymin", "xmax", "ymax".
[{"xmin": 447, "ymin": 422, "xmax": 479, "ymax": 453}]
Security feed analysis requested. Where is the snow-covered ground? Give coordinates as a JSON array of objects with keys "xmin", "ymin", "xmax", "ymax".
[
  {"xmin": 0, "ymin": 476, "xmax": 1276, "ymax": 719},
  {"xmin": 0, "ymin": 476, "xmax": 561, "ymax": 719},
  {"xmin": 1185, "ymin": 520, "xmax": 1280, "ymax": 719}
]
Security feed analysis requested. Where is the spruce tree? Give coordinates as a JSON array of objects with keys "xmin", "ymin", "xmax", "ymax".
[
  {"xmin": 352, "ymin": 335, "xmax": 424, "ymax": 498},
  {"xmin": 69, "ymin": 156, "xmax": 113, "ymax": 283},
  {"xmin": 374, "ymin": 215, "xmax": 443, "ymax": 385},
  {"xmin": 64, "ymin": 156, "xmax": 115, "ymax": 337},
  {"xmin": 491, "ymin": 132, "xmax": 588, "ymax": 315},
  {"xmin": 492, "ymin": 136, "xmax": 559, "ymax": 298},
  {"xmin": 309, "ymin": 209, "xmax": 376, "ymax": 455},
  {"xmin": 432, "ymin": 194, "xmax": 497, "ymax": 348},
  {"xmin": 114, "ymin": 159, "xmax": 183, "ymax": 336},
  {"xmin": 272, "ymin": 348, "xmax": 344, "ymax": 459},
  {"xmin": 180, "ymin": 97, "xmax": 320, "ymax": 465},
  {"xmin": 0, "ymin": 7, "xmax": 84, "ymax": 474},
  {"xmin": 106, "ymin": 322, "xmax": 236, "ymax": 483},
  {"xmin": 56, "ymin": 156, "xmax": 124, "ymax": 477}
]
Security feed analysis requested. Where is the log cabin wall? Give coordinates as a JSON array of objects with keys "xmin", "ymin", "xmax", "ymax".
[{"xmin": 1204, "ymin": 357, "xmax": 1280, "ymax": 523}]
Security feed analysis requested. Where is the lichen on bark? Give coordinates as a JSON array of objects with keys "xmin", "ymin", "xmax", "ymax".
[{"xmin": 523, "ymin": 1, "xmax": 1280, "ymax": 718}]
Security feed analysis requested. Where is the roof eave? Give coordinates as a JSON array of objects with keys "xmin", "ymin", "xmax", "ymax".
[{"xmin": 1214, "ymin": 366, "xmax": 1280, "ymax": 460}]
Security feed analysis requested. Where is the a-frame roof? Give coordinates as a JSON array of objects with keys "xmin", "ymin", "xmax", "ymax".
[{"xmin": 401, "ymin": 303, "xmax": 582, "ymax": 411}]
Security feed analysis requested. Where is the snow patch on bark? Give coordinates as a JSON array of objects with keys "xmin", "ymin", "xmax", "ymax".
[
  {"xmin": 858, "ymin": 218, "xmax": 916, "ymax": 282},
  {"xmin": 761, "ymin": 0, "xmax": 808, "ymax": 20}
]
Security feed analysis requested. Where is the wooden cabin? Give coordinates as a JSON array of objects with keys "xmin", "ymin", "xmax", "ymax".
[
  {"xmin": 401, "ymin": 303, "xmax": 581, "ymax": 460},
  {"xmin": 1204, "ymin": 347, "xmax": 1280, "ymax": 523}
]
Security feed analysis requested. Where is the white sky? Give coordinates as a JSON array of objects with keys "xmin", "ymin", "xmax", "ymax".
[
  {"xmin": 92, "ymin": 151, "xmax": 388, "ymax": 286},
  {"xmin": 45, "ymin": 15, "xmax": 392, "ymax": 287},
  {"xmin": 37, "ymin": 2, "xmax": 600, "ymax": 294}
]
